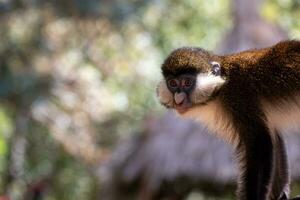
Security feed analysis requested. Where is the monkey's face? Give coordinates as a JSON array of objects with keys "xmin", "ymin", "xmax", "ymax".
[{"xmin": 157, "ymin": 48, "xmax": 225, "ymax": 114}]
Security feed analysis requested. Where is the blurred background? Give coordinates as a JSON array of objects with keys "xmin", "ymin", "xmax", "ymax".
[{"xmin": 0, "ymin": 0, "xmax": 300, "ymax": 199}]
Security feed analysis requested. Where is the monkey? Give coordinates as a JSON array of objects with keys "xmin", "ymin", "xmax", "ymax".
[{"xmin": 156, "ymin": 40, "xmax": 300, "ymax": 200}]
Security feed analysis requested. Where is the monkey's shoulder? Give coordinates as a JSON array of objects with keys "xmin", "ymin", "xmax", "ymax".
[
  {"xmin": 221, "ymin": 48, "xmax": 268, "ymax": 66},
  {"xmin": 272, "ymin": 40, "xmax": 300, "ymax": 53},
  {"xmin": 222, "ymin": 40, "xmax": 300, "ymax": 70},
  {"xmin": 251, "ymin": 40, "xmax": 300, "ymax": 56},
  {"xmin": 258, "ymin": 40, "xmax": 300, "ymax": 69},
  {"xmin": 219, "ymin": 41, "xmax": 300, "ymax": 97},
  {"xmin": 267, "ymin": 40, "xmax": 300, "ymax": 62}
]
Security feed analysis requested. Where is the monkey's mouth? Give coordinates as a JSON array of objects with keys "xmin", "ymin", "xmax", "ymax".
[
  {"xmin": 174, "ymin": 104, "xmax": 191, "ymax": 114},
  {"xmin": 173, "ymin": 94, "xmax": 192, "ymax": 114}
]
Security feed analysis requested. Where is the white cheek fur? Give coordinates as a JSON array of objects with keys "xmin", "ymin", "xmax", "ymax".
[
  {"xmin": 196, "ymin": 72, "xmax": 225, "ymax": 93},
  {"xmin": 157, "ymin": 80, "xmax": 173, "ymax": 106},
  {"xmin": 261, "ymin": 94, "xmax": 300, "ymax": 132},
  {"xmin": 181, "ymin": 100, "xmax": 238, "ymax": 146},
  {"xmin": 190, "ymin": 73, "xmax": 225, "ymax": 104}
]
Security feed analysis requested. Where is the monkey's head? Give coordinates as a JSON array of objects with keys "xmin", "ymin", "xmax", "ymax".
[{"xmin": 157, "ymin": 47, "xmax": 226, "ymax": 114}]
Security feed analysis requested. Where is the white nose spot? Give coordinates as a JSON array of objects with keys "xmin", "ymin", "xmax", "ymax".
[{"xmin": 174, "ymin": 92, "xmax": 186, "ymax": 104}]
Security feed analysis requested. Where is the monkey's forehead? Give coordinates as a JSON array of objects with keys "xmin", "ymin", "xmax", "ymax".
[{"xmin": 161, "ymin": 47, "xmax": 212, "ymax": 76}]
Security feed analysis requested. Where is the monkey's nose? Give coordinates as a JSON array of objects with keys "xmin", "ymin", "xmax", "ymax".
[{"xmin": 174, "ymin": 92, "xmax": 186, "ymax": 105}]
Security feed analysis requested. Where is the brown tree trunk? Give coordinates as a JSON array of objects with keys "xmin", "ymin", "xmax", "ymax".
[{"xmin": 218, "ymin": 0, "xmax": 288, "ymax": 54}]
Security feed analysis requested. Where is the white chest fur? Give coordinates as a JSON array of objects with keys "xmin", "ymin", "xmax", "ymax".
[
  {"xmin": 181, "ymin": 100, "xmax": 238, "ymax": 146},
  {"xmin": 182, "ymin": 95, "xmax": 300, "ymax": 141},
  {"xmin": 262, "ymin": 95, "xmax": 300, "ymax": 133}
]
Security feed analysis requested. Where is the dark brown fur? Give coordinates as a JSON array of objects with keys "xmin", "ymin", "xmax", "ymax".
[
  {"xmin": 159, "ymin": 40, "xmax": 300, "ymax": 200},
  {"xmin": 220, "ymin": 41, "xmax": 300, "ymax": 99}
]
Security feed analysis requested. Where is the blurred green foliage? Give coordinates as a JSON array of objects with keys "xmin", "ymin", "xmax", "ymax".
[
  {"xmin": 0, "ymin": 0, "xmax": 299, "ymax": 199},
  {"xmin": 139, "ymin": 0, "xmax": 231, "ymax": 53},
  {"xmin": 0, "ymin": 107, "xmax": 12, "ymax": 191},
  {"xmin": 263, "ymin": 0, "xmax": 300, "ymax": 37}
]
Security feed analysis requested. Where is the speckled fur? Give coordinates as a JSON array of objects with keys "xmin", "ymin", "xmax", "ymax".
[{"xmin": 158, "ymin": 40, "xmax": 300, "ymax": 200}]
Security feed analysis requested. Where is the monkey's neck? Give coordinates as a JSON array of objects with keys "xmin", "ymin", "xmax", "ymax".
[{"xmin": 218, "ymin": 47, "xmax": 270, "ymax": 73}]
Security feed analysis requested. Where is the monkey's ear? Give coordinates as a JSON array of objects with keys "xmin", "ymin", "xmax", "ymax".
[{"xmin": 210, "ymin": 61, "xmax": 221, "ymax": 76}]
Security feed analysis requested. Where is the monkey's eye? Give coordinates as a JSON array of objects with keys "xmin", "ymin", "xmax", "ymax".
[
  {"xmin": 168, "ymin": 79, "xmax": 179, "ymax": 88},
  {"xmin": 211, "ymin": 62, "xmax": 221, "ymax": 76},
  {"xmin": 182, "ymin": 78, "xmax": 193, "ymax": 87}
]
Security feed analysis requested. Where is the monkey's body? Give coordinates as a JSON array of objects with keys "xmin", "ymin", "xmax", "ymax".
[
  {"xmin": 222, "ymin": 41, "xmax": 300, "ymax": 131},
  {"xmin": 157, "ymin": 40, "xmax": 300, "ymax": 200}
]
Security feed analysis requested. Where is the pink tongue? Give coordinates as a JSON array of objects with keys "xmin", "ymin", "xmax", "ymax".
[{"xmin": 174, "ymin": 93, "xmax": 186, "ymax": 105}]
